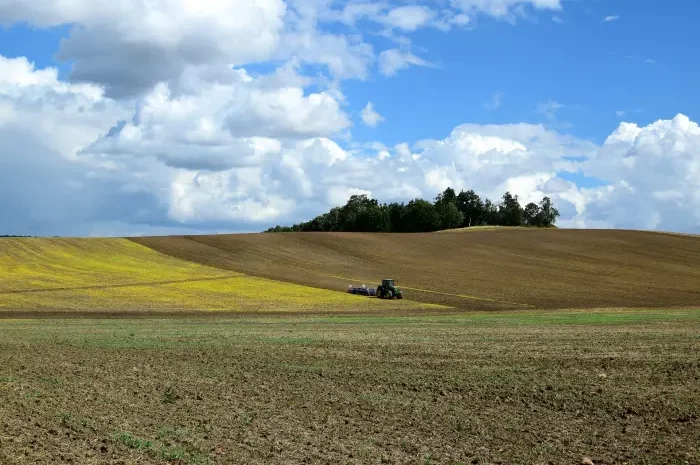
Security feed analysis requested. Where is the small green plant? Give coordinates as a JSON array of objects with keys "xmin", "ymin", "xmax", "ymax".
[
  {"xmin": 117, "ymin": 432, "xmax": 153, "ymax": 450},
  {"xmin": 162, "ymin": 386, "xmax": 178, "ymax": 404},
  {"xmin": 116, "ymin": 431, "xmax": 212, "ymax": 465},
  {"xmin": 39, "ymin": 377, "xmax": 61, "ymax": 385},
  {"xmin": 156, "ymin": 426, "xmax": 189, "ymax": 440},
  {"xmin": 23, "ymin": 389, "xmax": 42, "ymax": 400}
]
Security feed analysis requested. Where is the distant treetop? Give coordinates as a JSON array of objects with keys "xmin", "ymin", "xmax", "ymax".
[{"xmin": 266, "ymin": 188, "xmax": 559, "ymax": 233}]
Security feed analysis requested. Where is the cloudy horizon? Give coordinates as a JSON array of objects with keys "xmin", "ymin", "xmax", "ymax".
[{"xmin": 1, "ymin": 0, "xmax": 699, "ymax": 237}]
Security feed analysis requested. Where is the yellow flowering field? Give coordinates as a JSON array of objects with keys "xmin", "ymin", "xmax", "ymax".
[{"xmin": 0, "ymin": 238, "xmax": 438, "ymax": 312}]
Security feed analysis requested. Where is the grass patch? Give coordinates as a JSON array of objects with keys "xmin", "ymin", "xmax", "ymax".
[
  {"xmin": 156, "ymin": 426, "xmax": 189, "ymax": 440},
  {"xmin": 117, "ymin": 432, "xmax": 212, "ymax": 465}
]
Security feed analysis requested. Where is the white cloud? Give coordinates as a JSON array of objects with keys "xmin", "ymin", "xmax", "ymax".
[
  {"xmin": 450, "ymin": 0, "xmax": 561, "ymax": 22},
  {"xmin": 552, "ymin": 15, "xmax": 564, "ymax": 24},
  {"xmin": 83, "ymin": 64, "xmax": 350, "ymax": 172},
  {"xmin": 603, "ymin": 15, "xmax": 620, "ymax": 22},
  {"xmin": 361, "ymin": 102, "xmax": 384, "ymax": 127},
  {"xmin": 274, "ymin": 30, "xmax": 376, "ymax": 81},
  {"xmin": 573, "ymin": 114, "xmax": 700, "ymax": 232},
  {"xmin": 0, "ymin": 0, "xmax": 287, "ymax": 97},
  {"xmin": 381, "ymin": 5, "xmax": 437, "ymax": 31},
  {"xmin": 0, "ymin": 56, "xmax": 127, "ymax": 159},
  {"xmin": 4, "ymin": 0, "xmax": 700, "ymax": 238},
  {"xmin": 0, "ymin": 0, "xmax": 567, "ymax": 95},
  {"xmin": 323, "ymin": 0, "xmax": 556, "ymax": 31},
  {"xmin": 378, "ymin": 48, "xmax": 433, "ymax": 76}
]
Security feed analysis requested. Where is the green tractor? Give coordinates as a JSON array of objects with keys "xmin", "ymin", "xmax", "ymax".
[{"xmin": 376, "ymin": 279, "xmax": 403, "ymax": 299}]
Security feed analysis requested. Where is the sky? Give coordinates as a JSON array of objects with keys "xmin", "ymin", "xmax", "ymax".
[{"xmin": 1, "ymin": 0, "xmax": 699, "ymax": 237}]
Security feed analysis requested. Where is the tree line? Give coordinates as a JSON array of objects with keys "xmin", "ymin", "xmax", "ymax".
[{"xmin": 266, "ymin": 188, "xmax": 560, "ymax": 233}]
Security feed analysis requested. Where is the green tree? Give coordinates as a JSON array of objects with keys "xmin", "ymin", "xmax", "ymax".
[
  {"xmin": 456, "ymin": 189, "xmax": 484, "ymax": 227},
  {"xmin": 386, "ymin": 202, "xmax": 407, "ymax": 232},
  {"xmin": 404, "ymin": 199, "xmax": 441, "ymax": 232},
  {"xmin": 523, "ymin": 202, "xmax": 541, "ymax": 226},
  {"xmin": 499, "ymin": 191, "xmax": 524, "ymax": 226},
  {"xmin": 482, "ymin": 198, "xmax": 500, "ymax": 225},
  {"xmin": 435, "ymin": 187, "xmax": 457, "ymax": 204},
  {"xmin": 338, "ymin": 195, "xmax": 383, "ymax": 231},
  {"xmin": 435, "ymin": 187, "xmax": 464, "ymax": 230},
  {"xmin": 536, "ymin": 196, "xmax": 560, "ymax": 227},
  {"xmin": 265, "ymin": 188, "xmax": 560, "ymax": 232}
]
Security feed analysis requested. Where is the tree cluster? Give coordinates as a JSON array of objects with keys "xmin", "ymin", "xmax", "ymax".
[{"xmin": 266, "ymin": 188, "xmax": 560, "ymax": 233}]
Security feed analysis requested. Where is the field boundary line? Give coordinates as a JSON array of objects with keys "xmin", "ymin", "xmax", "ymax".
[{"xmin": 0, "ymin": 275, "xmax": 243, "ymax": 295}]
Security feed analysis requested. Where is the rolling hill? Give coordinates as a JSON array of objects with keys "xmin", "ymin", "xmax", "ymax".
[
  {"xmin": 0, "ymin": 237, "xmax": 432, "ymax": 313},
  {"xmin": 132, "ymin": 228, "xmax": 700, "ymax": 310}
]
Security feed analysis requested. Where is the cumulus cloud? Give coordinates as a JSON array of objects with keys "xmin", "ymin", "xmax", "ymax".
[
  {"xmin": 4, "ymin": 57, "xmax": 700, "ymax": 234},
  {"xmin": 574, "ymin": 114, "xmax": 700, "ymax": 232},
  {"xmin": 82, "ymin": 64, "xmax": 350, "ymax": 171},
  {"xmin": 0, "ymin": 0, "xmax": 287, "ymax": 97},
  {"xmin": 2, "ymin": 0, "xmax": 700, "ymax": 236},
  {"xmin": 361, "ymin": 102, "xmax": 384, "ymax": 127},
  {"xmin": 0, "ymin": 0, "xmax": 568, "ymax": 94}
]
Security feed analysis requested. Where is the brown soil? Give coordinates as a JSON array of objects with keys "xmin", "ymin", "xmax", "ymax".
[
  {"xmin": 1, "ymin": 314, "xmax": 698, "ymax": 465},
  {"xmin": 132, "ymin": 229, "xmax": 700, "ymax": 310}
]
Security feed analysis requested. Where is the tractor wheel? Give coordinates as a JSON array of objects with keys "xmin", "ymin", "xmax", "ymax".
[
  {"xmin": 396, "ymin": 292, "xmax": 403, "ymax": 300},
  {"xmin": 376, "ymin": 288, "xmax": 383, "ymax": 299},
  {"xmin": 387, "ymin": 290, "xmax": 394, "ymax": 299}
]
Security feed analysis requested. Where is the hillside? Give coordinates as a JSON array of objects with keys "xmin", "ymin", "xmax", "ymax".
[
  {"xmin": 0, "ymin": 237, "xmax": 431, "ymax": 314},
  {"xmin": 132, "ymin": 229, "xmax": 700, "ymax": 310}
]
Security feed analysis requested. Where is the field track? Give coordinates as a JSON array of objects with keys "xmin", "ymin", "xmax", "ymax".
[{"xmin": 132, "ymin": 228, "xmax": 700, "ymax": 310}]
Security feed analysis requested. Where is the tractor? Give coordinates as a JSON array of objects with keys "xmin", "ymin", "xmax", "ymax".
[{"xmin": 376, "ymin": 279, "xmax": 403, "ymax": 299}]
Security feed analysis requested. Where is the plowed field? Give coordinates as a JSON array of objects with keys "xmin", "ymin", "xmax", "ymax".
[
  {"xmin": 1, "ymin": 310, "xmax": 698, "ymax": 465},
  {"xmin": 132, "ymin": 229, "xmax": 700, "ymax": 310}
]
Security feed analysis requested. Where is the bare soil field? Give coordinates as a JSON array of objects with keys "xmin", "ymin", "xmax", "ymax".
[
  {"xmin": 132, "ymin": 229, "xmax": 700, "ymax": 310},
  {"xmin": 1, "ymin": 310, "xmax": 698, "ymax": 465}
]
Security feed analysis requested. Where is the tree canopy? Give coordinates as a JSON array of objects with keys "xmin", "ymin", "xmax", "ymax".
[{"xmin": 266, "ymin": 188, "xmax": 560, "ymax": 233}]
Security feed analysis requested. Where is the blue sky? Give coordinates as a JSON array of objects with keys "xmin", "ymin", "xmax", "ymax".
[
  {"xmin": 1, "ymin": 0, "xmax": 700, "ymax": 235},
  {"xmin": 343, "ymin": 0, "xmax": 700, "ymax": 146}
]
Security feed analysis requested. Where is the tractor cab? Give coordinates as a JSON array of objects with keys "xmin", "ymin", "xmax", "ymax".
[{"xmin": 377, "ymin": 278, "xmax": 403, "ymax": 300}]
